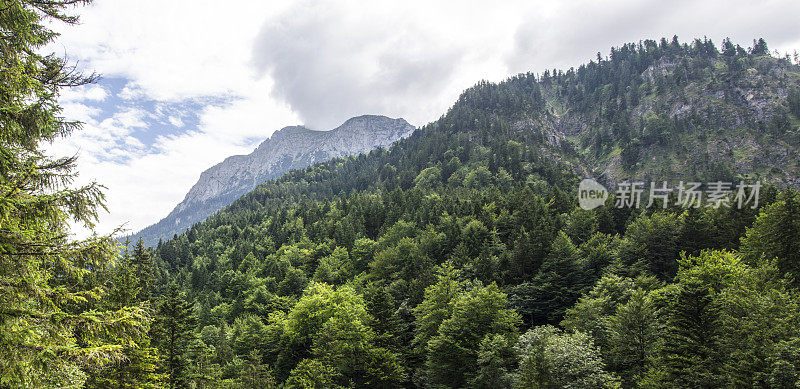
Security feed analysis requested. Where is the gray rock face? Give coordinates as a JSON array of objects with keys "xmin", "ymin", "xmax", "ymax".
[{"xmin": 130, "ymin": 115, "xmax": 414, "ymax": 246}]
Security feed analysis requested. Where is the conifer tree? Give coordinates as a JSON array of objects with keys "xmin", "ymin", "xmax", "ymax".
[
  {"xmin": 0, "ymin": 0, "xmax": 148, "ymax": 386},
  {"xmin": 741, "ymin": 190, "xmax": 800, "ymax": 284},
  {"xmin": 132, "ymin": 237, "xmax": 154, "ymax": 300},
  {"xmin": 653, "ymin": 279, "xmax": 725, "ymax": 387},
  {"xmin": 153, "ymin": 285, "xmax": 196, "ymax": 388},
  {"xmin": 87, "ymin": 239, "xmax": 161, "ymax": 388}
]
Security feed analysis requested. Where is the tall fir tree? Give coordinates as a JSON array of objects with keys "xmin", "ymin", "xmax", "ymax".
[
  {"xmin": 651, "ymin": 279, "xmax": 725, "ymax": 388},
  {"xmin": 132, "ymin": 237, "xmax": 154, "ymax": 300},
  {"xmin": 0, "ymin": 0, "xmax": 148, "ymax": 386},
  {"xmin": 153, "ymin": 284, "xmax": 195, "ymax": 388}
]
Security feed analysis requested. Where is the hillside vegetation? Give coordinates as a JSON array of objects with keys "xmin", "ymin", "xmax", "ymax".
[
  {"xmin": 3, "ymin": 1, "xmax": 800, "ymax": 386},
  {"xmin": 133, "ymin": 37, "xmax": 800, "ymax": 388}
]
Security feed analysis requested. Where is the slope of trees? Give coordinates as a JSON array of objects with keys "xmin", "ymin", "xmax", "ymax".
[
  {"xmin": 138, "ymin": 37, "xmax": 800, "ymax": 387},
  {"xmin": 3, "ymin": 2, "xmax": 800, "ymax": 386}
]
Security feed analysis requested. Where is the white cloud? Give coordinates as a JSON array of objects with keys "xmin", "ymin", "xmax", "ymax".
[
  {"xmin": 54, "ymin": 0, "xmax": 294, "ymax": 101},
  {"xmin": 59, "ymin": 85, "xmax": 108, "ymax": 103},
  {"xmin": 118, "ymin": 83, "xmax": 146, "ymax": 100},
  {"xmin": 253, "ymin": 0, "xmax": 521, "ymax": 129},
  {"xmin": 60, "ymin": 102, "xmax": 101, "ymax": 123},
  {"xmin": 113, "ymin": 108, "xmax": 148, "ymax": 129},
  {"xmin": 168, "ymin": 116, "xmax": 184, "ymax": 128}
]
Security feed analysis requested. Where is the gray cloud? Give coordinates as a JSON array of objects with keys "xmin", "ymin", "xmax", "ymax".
[
  {"xmin": 253, "ymin": 2, "xmax": 464, "ymax": 129},
  {"xmin": 506, "ymin": 0, "xmax": 800, "ymax": 74}
]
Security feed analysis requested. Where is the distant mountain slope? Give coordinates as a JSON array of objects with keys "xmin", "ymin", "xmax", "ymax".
[{"xmin": 130, "ymin": 115, "xmax": 414, "ymax": 246}]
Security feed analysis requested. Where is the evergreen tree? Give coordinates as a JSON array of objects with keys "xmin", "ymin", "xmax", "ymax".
[
  {"xmin": 0, "ymin": 0, "xmax": 148, "ymax": 386},
  {"xmin": 651, "ymin": 279, "xmax": 725, "ymax": 388},
  {"xmin": 240, "ymin": 350, "xmax": 276, "ymax": 389},
  {"xmin": 153, "ymin": 285, "xmax": 196, "ymax": 388},
  {"xmin": 751, "ymin": 38, "xmax": 769, "ymax": 56},
  {"xmin": 510, "ymin": 232, "xmax": 583, "ymax": 325},
  {"xmin": 608, "ymin": 290, "xmax": 660, "ymax": 386},
  {"xmin": 621, "ymin": 212, "xmax": 682, "ymax": 280},
  {"xmin": 741, "ymin": 190, "xmax": 800, "ymax": 284},
  {"xmin": 87, "ymin": 239, "xmax": 161, "ymax": 388},
  {"xmin": 132, "ymin": 238, "xmax": 154, "ymax": 301}
]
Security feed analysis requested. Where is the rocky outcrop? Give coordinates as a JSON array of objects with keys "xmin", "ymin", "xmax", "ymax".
[{"xmin": 129, "ymin": 115, "xmax": 414, "ymax": 246}]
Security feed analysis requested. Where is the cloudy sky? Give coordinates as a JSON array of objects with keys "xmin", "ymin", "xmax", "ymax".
[{"xmin": 48, "ymin": 0, "xmax": 800, "ymax": 237}]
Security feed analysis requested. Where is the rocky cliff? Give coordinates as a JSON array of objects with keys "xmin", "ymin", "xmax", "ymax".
[{"xmin": 129, "ymin": 115, "xmax": 415, "ymax": 246}]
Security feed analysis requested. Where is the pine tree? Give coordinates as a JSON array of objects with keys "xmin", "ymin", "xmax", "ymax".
[
  {"xmin": 608, "ymin": 290, "xmax": 660, "ymax": 385},
  {"xmin": 751, "ymin": 38, "xmax": 769, "ymax": 56},
  {"xmin": 86, "ymin": 239, "xmax": 161, "ymax": 388},
  {"xmin": 364, "ymin": 283, "xmax": 401, "ymax": 349},
  {"xmin": 240, "ymin": 350, "xmax": 276, "ymax": 389},
  {"xmin": 656, "ymin": 279, "xmax": 725, "ymax": 387},
  {"xmin": 0, "ymin": 1, "xmax": 148, "ymax": 386},
  {"xmin": 107, "ymin": 239, "xmax": 142, "ymax": 308},
  {"xmin": 86, "ymin": 341, "xmax": 162, "ymax": 389},
  {"xmin": 153, "ymin": 285, "xmax": 195, "ymax": 388},
  {"xmin": 510, "ymin": 232, "xmax": 582, "ymax": 325},
  {"xmin": 132, "ymin": 238, "xmax": 154, "ymax": 301}
]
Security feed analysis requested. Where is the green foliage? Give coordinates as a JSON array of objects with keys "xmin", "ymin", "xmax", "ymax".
[
  {"xmin": 239, "ymin": 350, "xmax": 276, "ymax": 389},
  {"xmin": 423, "ymin": 280, "xmax": 520, "ymax": 387},
  {"xmin": 27, "ymin": 34, "xmax": 792, "ymax": 387},
  {"xmin": 561, "ymin": 274, "xmax": 639, "ymax": 355},
  {"xmin": 285, "ymin": 359, "xmax": 344, "ymax": 389},
  {"xmin": 607, "ymin": 290, "xmax": 660, "ymax": 385},
  {"xmin": 470, "ymin": 334, "xmax": 517, "ymax": 388},
  {"xmin": 514, "ymin": 325, "xmax": 620, "ymax": 388},
  {"xmin": 620, "ymin": 212, "xmax": 683, "ymax": 280},
  {"xmin": 275, "ymin": 283, "xmax": 405, "ymax": 387},
  {"xmin": 0, "ymin": 0, "xmax": 149, "ymax": 386},
  {"xmin": 648, "ymin": 278, "xmax": 726, "ymax": 387},
  {"xmin": 153, "ymin": 285, "xmax": 196, "ymax": 388},
  {"xmin": 767, "ymin": 338, "xmax": 800, "ymax": 388},
  {"xmin": 509, "ymin": 232, "xmax": 584, "ymax": 325},
  {"xmin": 741, "ymin": 190, "xmax": 800, "ymax": 284}
]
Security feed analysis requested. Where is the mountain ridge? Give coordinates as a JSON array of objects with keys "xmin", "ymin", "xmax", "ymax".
[{"xmin": 130, "ymin": 114, "xmax": 415, "ymax": 246}]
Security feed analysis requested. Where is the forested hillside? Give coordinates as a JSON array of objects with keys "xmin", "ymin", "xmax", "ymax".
[
  {"xmin": 3, "ymin": 0, "xmax": 800, "ymax": 387},
  {"xmin": 133, "ymin": 37, "xmax": 800, "ymax": 388}
]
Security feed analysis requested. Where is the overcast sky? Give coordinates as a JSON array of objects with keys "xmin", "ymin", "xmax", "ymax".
[{"xmin": 48, "ymin": 0, "xmax": 800, "ymax": 237}]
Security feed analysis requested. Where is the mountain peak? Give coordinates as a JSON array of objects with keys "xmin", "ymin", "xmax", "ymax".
[
  {"xmin": 129, "ymin": 115, "xmax": 415, "ymax": 246},
  {"xmin": 338, "ymin": 114, "xmax": 409, "ymax": 126}
]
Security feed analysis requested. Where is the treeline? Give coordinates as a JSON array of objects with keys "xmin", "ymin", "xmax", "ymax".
[{"xmin": 142, "ymin": 164, "xmax": 800, "ymax": 387}]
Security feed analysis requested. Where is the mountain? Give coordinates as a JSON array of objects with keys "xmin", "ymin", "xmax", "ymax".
[
  {"xmin": 146, "ymin": 38, "xmax": 800, "ymax": 387},
  {"xmin": 130, "ymin": 115, "xmax": 415, "ymax": 246}
]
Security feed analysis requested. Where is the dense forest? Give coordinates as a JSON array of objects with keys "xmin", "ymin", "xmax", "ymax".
[{"xmin": 3, "ymin": 1, "xmax": 800, "ymax": 388}]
